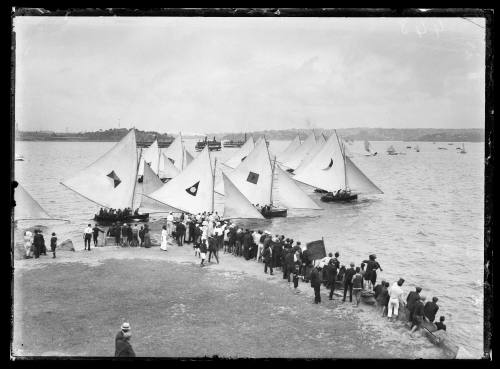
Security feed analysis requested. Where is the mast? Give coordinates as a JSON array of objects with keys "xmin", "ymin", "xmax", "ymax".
[
  {"xmin": 180, "ymin": 132, "xmax": 185, "ymax": 170},
  {"xmin": 270, "ymin": 155, "xmax": 277, "ymax": 206},
  {"xmin": 156, "ymin": 135, "xmax": 161, "ymax": 174},
  {"xmin": 131, "ymin": 129, "xmax": 142, "ymax": 210},
  {"xmin": 211, "ymin": 156, "xmax": 217, "ymax": 213},
  {"xmin": 334, "ymin": 130, "xmax": 347, "ymax": 191}
]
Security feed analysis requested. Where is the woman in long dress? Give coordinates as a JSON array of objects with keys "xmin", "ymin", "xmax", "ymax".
[
  {"xmin": 160, "ymin": 225, "xmax": 168, "ymax": 251},
  {"xmin": 144, "ymin": 225, "xmax": 151, "ymax": 248}
]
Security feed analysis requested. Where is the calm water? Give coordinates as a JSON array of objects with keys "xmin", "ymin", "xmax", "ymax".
[{"xmin": 14, "ymin": 139, "xmax": 484, "ymax": 357}]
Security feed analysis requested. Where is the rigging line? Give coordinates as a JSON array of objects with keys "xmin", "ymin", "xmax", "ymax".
[{"xmin": 461, "ymin": 17, "xmax": 486, "ymax": 29}]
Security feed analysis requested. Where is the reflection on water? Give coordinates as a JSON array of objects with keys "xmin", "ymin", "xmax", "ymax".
[{"xmin": 14, "ymin": 139, "xmax": 484, "ymax": 357}]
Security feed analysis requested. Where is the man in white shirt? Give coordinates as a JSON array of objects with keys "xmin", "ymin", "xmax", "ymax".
[
  {"xmin": 252, "ymin": 230, "xmax": 261, "ymax": 261},
  {"xmin": 387, "ymin": 278, "xmax": 405, "ymax": 321},
  {"xmin": 83, "ymin": 224, "xmax": 93, "ymax": 250},
  {"xmin": 166, "ymin": 212, "xmax": 174, "ymax": 236}
]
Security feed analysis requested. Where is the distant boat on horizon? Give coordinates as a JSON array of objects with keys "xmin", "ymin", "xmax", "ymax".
[
  {"xmin": 15, "ymin": 154, "xmax": 24, "ymax": 161},
  {"xmin": 458, "ymin": 143, "xmax": 467, "ymax": 154},
  {"xmin": 387, "ymin": 145, "xmax": 398, "ymax": 155}
]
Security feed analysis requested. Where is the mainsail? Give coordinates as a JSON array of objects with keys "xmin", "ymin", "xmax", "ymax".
[
  {"xmin": 158, "ymin": 152, "xmax": 181, "ymax": 180},
  {"xmin": 14, "ymin": 183, "xmax": 52, "ymax": 220},
  {"xmin": 277, "ymin": 134, "xmax": 301, "ymax": 164},
  {"xmin": 163, "ymin": 134, "xmax": 188, "ymax": 171},
  {"xmin": 223, "ymin": 136, "xmax": 255, "ymax": 169},
  {"xmin": 144, "ymin": 146, "xmax": 215, "ymax": 214},
  {"xmin": 222, "ymin": 172, "xmax": 264, "ymax": 219},
  {"xmin": 61, "ymin": 129, "xmax": 138, "ymax": 209},
  {"xmin": 185, "ymin": 150, "xmax": 194, "ymax": 166},
  {"xmin": 222, "ymin": 137, "xmax": 273, "ymax": 206},
  {"xmin": 281, "ymin": 132, "xmax": 317, "ymax": 170},
  {"xmin": 139, "ymin": 161, "xmax": 175, "ymax": 212},
  {"xmin": 345, "ymin": 156, "xmax": 383, "ymax": 194},
  {"xmin": 293, "ymin": 132, "xmax": 346, "ymax": 192},
  {"xmin": 273, "ymin": 165, "xmax": 322, "ymax": 209},
  {"xmin": 138, "ymin": 139, "xmax": 160, "ymax": 176},
  {"xmin": 293, "ymin": 134, "xmax": 326, "ymax": 174}
]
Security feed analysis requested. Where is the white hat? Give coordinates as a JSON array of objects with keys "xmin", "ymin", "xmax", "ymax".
[{"xmin": 121, "ymin": 322, "xmax": 131, "ymax": 331}]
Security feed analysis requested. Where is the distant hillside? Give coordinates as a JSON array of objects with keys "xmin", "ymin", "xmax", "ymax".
[
  {"xmin": 15, "ymin": 127, "xmax": 485, "ymax": 143},
  {"xmin": 215, "ymin": 128, "xmax": 485, "ymax": 142}
]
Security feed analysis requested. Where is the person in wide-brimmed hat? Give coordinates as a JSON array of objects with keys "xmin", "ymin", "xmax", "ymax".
[{"xmin": 115, "ymin": 322, "xmax": 135, "ymax": 357}]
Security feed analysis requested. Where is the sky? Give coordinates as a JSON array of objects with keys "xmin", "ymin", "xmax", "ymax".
[{"xmin": 14, "ymin": 16, "xmax": 486, "ymax": 133}]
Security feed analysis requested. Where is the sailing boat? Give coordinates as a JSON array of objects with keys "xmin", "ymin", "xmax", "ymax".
[
  {"xmin": 293, "ymin": 130, "xmax": 383, "ymax": 202},
  {"xmin": 280, "ymin": 132, "xmax": 317, "ymax": 172},
  {"xmin": 61, "ymin": 129, "xmax": 149, "ymax": 223},
  {"xmin": 364, "ymin": 140, "xmax": 378, "ymax": 156},
  {"xmin": 387, "ymin": 145, "xmax": 398, "ymax": 155},
  {"xmin": 221, "ymin": 137, "xmax": 321, "ymax": 218},
  {"xmin": 223, "ymin": 135, "xmax": 255, "ymax": 169},
  {"xmin": 293, "ymin": 134, "xmax": 326, "ymax": 173},
  {"xmin": 414, "ymin": 144, "xmax": 420, "ymax": 152},
  {"xmin": 138, "ymin": 138, "xmax": 160, "ymax": 181},
  {"xmin": 459, "ymin": 143, "xmax": 467, "ymax": 154},
  {"xmin": 277, "ymin": 134, "xmax": 301, "ymax": 164},
  {"xmin": 14, "ymin": 183, "xmax": 53, "ymax": 221},
  {"xmin": 143, "ymin": 146, "xmax": 217, "ymax": 215},
  {"xmin": 221, "ymin": 172, "xmax": 264, "ymax": 219}
]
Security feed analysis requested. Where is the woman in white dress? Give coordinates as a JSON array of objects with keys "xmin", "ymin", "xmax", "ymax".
[
  {"xmin": 24, "ymin": 230, "xmax": 33, "ymax": 258},
  {"xmin": 160, "ymin": 225, "xmax": 168, "ymax": 251}
]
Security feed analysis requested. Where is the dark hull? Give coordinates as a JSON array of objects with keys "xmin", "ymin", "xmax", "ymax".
[
  {"xmin": 261, "ymin": 208, "xmax": 287, "ymax": 218},
  {"xmin": 94, "ymin": 213, "xmax": 149, "ymax": 224},
  {"xmin": 321, "ymin": 193, "xmax": 358, "ymax": 202},
  {"xmin": 223, "ymin": 142, "xmax": 245, "ymax": 148},
  {"xmin": 314, "ymin": 188, "xmax": 328, "ymax": 194},
  {"xmin": 195, "ymin": 144, "xmax": 221, "ymax": 151}
]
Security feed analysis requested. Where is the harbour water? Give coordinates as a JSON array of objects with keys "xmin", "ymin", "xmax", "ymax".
[{"xmin": 14, "ymin": 139, "xmax": 485, "ymax": 357}]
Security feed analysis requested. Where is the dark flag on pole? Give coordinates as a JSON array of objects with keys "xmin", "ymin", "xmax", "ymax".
[{"xmin": 306, "ymin": 239, "xmax": 326, "ymax": 260}]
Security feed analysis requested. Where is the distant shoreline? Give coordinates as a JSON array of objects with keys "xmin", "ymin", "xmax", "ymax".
[{"xmin": 14, "ymin": 127, "xmax": 485, "ymax": 143}]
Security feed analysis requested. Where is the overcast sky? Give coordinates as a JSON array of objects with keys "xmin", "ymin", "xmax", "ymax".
[{"xmin": 14, "ymin": 16, "xmax": 485, "ymax": 133}]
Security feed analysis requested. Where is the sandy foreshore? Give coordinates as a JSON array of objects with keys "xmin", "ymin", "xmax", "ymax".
[{"xmin": 12, "ymin": 232, "xmax": 447, "ymax": 358}]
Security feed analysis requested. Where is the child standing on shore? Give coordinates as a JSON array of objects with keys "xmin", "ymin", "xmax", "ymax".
[
  {"xmin": 352, "ymin": 267, "xmax": 363, "ymax": 306},
  {"xmin": 50, "ymin": 232, "xmax": 57, "ymax": 258}
]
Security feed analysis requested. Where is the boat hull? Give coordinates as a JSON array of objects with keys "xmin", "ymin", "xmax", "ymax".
[
  {"xmin": 261, "ymin": 208, "xmax": 287, "ymax": 218},
  {"xmin": 320, "ymin": 193, "xmax": 358, "ymax": 202},
  {"xmin": 93, "ymin": 213, "xmax": 149, "ymax": 224},
  {"xmin": 314, "ymin": 188, "xmax": 328, "ymax": 194}
]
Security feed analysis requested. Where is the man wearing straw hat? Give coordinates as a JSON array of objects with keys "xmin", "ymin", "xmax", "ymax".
[{"xmin": 115, "ymin": 322, "xmax": 136, "ymax": 357}]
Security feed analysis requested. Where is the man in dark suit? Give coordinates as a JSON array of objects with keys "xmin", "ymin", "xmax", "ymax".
[
  {"xmin": 310, "ymin": 266, "xmax": 322, "ymax": 304},
  {"xmin": 424, "ymin": 297, "xmax": 440, "ymax": 323},
  {"xmin": 342, "ymin": 262, "xmax": 356, "ymax": 303},
  {"xmin": 406, "ymin": 286, "xmax": 422, "ymax": 322}
]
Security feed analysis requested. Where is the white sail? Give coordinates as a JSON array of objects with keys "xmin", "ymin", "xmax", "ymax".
[
  {"xmin": 345, "ymin": 156, "xmax": 383, "ymax": 194},
  {"xmin": 144, "ymin": 146, "xmax": 214, "ymax": 214},
  {"xmin": 138, "ymin": 139, "xmax": 160, "ymax": 176},
  {"xmin": 61, "ymin": 129, "xmax": 138, "ymax": 209},
  {"xmin": 224, "ymin": 137, "xmax": 273, "ymax": 206},
  {"xmin": 163, "ymin": 134, "xmax": 187, "ymax": 171},
  {"xmin": 294, "ymin": 134, "xmax": 326, "ymax": 173},
  {"xmin": 222, "ymin": 172, "xmax": 264, "ymax": 219},
  {"xmin": 142, "ymin": 161, "xmax": 164, "ymax": 195},
  {"xmin": 277, "ymin": 134, "xmax": 301, "ymax": 163},
  {"xmin": 223, "ymin": 136, "xmax": 255, "ymax": 169},
  {"xmin": 281, "ymin": 132, "xmax": 317, "ymax": 170},
  {"xmin": 293, "ymin": 132, "xmax": 346, "ymax": 192},
  {"xmin": 158, "ymin": 152, "xmax": 181, "ymax": 179},
  {"xmin": 15, "ymin": 184, "xmax": 52, "ymax": 220},
  {"xmin": 185, "ymin": 150, "xmax": 194, "ymax": 166},
  {"xmin": 274, "ymin": 165, "xmax": 322, "ymax": 209}
]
